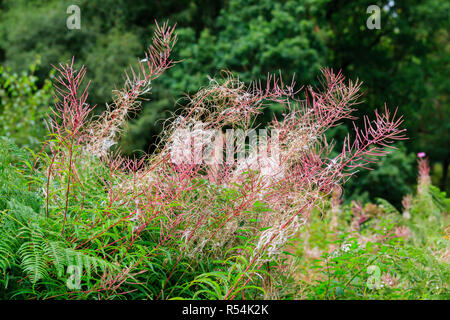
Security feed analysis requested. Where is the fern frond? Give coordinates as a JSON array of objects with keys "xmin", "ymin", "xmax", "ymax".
[
  {"xmin": 17, "ymin": 226, "xmax": 48, "ymax": 282},
  {"xmin": 0, "ymin": 226, "xmax": 16, "ymax": 271},
  {"xmin": 43, "ymin": 240, "xmax": 117, "ymax": 279}
]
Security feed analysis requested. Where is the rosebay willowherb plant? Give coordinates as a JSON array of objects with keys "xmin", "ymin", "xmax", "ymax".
[{"xmin": 20, "ymin": 21, "xmax": 406, "ymax": 299}]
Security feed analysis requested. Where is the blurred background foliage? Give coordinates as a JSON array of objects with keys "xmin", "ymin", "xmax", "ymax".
[
  {"xmin": 0, "ymin": 0, "xmax": 448, "ymax": 206},
  {"xmin": 0, "ymin": 58, "xmax": 53, "ymax": 150}
]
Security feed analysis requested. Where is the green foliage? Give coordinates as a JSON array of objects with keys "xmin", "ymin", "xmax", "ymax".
[
  {"xmin": 293, "ymin": 173, "xmax": 449, "ymax": 300},
  {"xmin": 320, "ymin": 0, "xmax": 450, "ymax": 190},
  {"xmin": 301, "ymin": 225, "xmax": 448, "ymax": 299},
  {"xmin": 0, "ymin": 61, "xmax": 53, "ymax": 150},
  {"xmin": 164, "ymin": 0, "xmax": 326, "ymax": 92},
  {"xmin": 177, "ymin": 249, "xmax": 267, "ymax": 300},
  {"xmin": 344, "ymin": 146, "xmax": 417, "ymax": 207},
  {"xmin": 0, "ymin": 138, "xmax": 116, "ymax": 297}
]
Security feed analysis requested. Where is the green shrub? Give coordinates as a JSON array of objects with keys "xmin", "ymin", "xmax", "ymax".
[{"xmin": 0, "ymin": 60, "xmax": 53, "ymax": 150}]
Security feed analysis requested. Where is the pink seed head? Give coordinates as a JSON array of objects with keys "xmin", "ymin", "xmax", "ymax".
[{"xmin": 417, "ymin": 152, "xmax": 426, "ymax": 158}]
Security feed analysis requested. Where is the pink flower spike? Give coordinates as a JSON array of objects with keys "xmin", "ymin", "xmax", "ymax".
[{"xmin": 417, "ymin": 152, "xmax": 426, "ymax": 158}]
